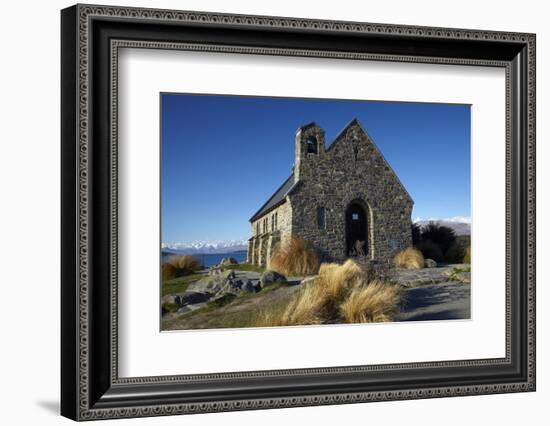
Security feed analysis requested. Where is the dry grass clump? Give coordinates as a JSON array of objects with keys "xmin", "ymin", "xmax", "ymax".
[
  {"xmin": 162, "ymin": 255, "xmax": 202, "ymax": 280},
  {"xmin": 340, "ymin": 280, "xmax": 402, "ymax": 323},
  {"xmin": 269, "ymin": 236, "xmax": 320, "ymax": 276},
  {"xmin": 393, "ymin": 247, "xmax": 424, "ymax": 269},
  {"xmin": 168, "ymin": 255, "xmax": 202, "ymax": 272},
  {"xmin": 161, "ymin": 262, "xmax": 178, "ymax": 281},
  {"xmin": 256, "ymin": 259, "xmax": 401, "ymax": 327}
]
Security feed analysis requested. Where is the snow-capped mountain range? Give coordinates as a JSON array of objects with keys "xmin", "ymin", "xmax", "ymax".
[
  {"xmin": 162, "ymin": 217, "xmax": 470, "ymax": 254},
  {"xmin": 413, "ymin": 216, "xmax": 471, "ymax": 235},
  {"xmin": 162, "ymin": 240, "xmax": 248, "ymax": 255}
]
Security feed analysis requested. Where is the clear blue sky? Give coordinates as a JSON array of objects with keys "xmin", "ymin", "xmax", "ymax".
[{"xmin": 161, "ymin": 94, "xmax": 470, "ymax": 244}]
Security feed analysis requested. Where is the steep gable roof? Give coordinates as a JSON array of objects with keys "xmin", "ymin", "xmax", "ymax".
[
  {"xmin": 327, "ymin": 118, "xmax": 413, "ymax": 204},
  {"xmin": 325, "ymin": 117, "xmax": 361, "ymax": 151},
  {"xmin": 249, "ymin": 119, "xmax": 413, "ymax": 222}
]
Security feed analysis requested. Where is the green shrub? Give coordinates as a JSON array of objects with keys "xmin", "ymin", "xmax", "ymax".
[
  {"xmin": 420, "ymin": 222, "xmax": 457, "ymax": 254},
  {"xmin": 445, "ymin": 242, "xmax": 466, "ymax": 263},
  {"xmin": 411, "ymin": 223, "xmax": 422, "ymax": 246},
  {"xmin": 415, "ymin": 239, "xmax": 444, "ymax": 262}
]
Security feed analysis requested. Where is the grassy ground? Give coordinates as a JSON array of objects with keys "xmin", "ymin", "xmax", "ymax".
[
  {"xmin": 162, "ymin": 263, "xmax": 264, "ymax": 298},
  {"xmin": 162, "ymin": 273, "xmax": 204, "ymax": 296},
  {"xmin": 161, "ymin": 260, "xmax": 405, "ymax": 330},
  {"xmin": 220, "ymin": 263, "xmax": 266, "ymax": 273},
  {"xmin": 162, "ymin": 282, "xmax": 295, "ymax": 330},
  {"xmin": 160, "ymin": 259, "xmax": 472, "ymax": 331}
]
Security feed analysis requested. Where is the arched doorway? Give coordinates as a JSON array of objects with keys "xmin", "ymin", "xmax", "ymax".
[{"xmin": 345, "ymin": 201, "xmax": 368, "ymax": 256}]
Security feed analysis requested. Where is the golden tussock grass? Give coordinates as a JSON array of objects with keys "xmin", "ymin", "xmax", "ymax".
[
  {"xmin": 393, "ymin": 247, "xmax": 424, "ymax": 269},
  {"xmin": 167, "ymin": 255, "xmax": 202, "ymax": 272},
  {"xmin": 340, "ymin": 280, "xmax": 402, "ymax": 323},
  {"xmin": 162, "ymin": 255, "xmax": 202, "ymax": 280},
  {"xmin": 269, "ymin": 236, "xmax": 320, "ymax": 276},
  {"xmin": 256, "ymin": 259, "xmax": 401, "ymax": 327}
]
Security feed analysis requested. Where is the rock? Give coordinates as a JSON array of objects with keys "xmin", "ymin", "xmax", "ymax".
[
  {"xmin": 220, "ymin": 257, "xmax": 238, "ymax": 266},
  {"xmin": 229, "ymin": 279, "xmax": 242, "ymax": 289},
  {"xmin": 424, "ymin": 259, "xmax": 437, "ymax": 268},
  {"xmin": 187, "ymin": 270, "xmax": 234, "ymax": 294},
  {"xmin": 217, "ymin": 279, "xmax": 244, "ymax": 296},
  {"xmin": 174, "ymin": 291, "xmax": 211, "ymax": 306},
  {"xmin": 176, "ymin": 306, "xmax": 192, "ymax": 315},
  {"xmin": 161, "ymin": 295, "xmax": 179, "ymax": 315},
  {"xmin": 242, "ymin": 279, "xmax": 260, "ymax": 293},
  {"xmin": 161, "ymin": 294, "xmax": 177, "ymax": 305},
  {"xmin": 260, "ymin": 270, "xmax": 287, "ymax": 288},
  {"xmin": 453, "ymin": 271, "xmax": 471, "ymax": 284},
  {"xmin": 253, "ymin": 281, "xmax": 262, "ymax": 292}
]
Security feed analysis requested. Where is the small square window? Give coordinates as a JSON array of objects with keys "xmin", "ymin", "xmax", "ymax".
[{"xmin": 352, "ymin": 213, "xmax": 359, "ymax": 220}]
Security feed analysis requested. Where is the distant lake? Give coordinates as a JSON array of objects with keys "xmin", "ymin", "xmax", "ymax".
[{"xmin": 161, "ymin": 250, "xmax": 247, "ymax": 268}]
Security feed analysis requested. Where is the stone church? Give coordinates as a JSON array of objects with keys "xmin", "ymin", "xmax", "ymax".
[{"xmin": 247, "ymin": 119, "xmax": 413, "ymax": 267}]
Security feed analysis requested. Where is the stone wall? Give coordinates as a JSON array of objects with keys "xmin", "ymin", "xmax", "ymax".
[
  {"xmin": 248, "ymin": 119, "xmax": 413, "ymax": 266},
  {"xmin": 288, "ymin": 120, "xmax": 413, "ymax": 263},
  {"xmin": 247, "ymin": 201, "xmax": 292, "ymax": 266}
]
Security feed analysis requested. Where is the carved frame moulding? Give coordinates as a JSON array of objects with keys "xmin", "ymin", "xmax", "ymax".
[{"xmin": 61, "ymin": 4, "xmax": 535, "ymax": 420}]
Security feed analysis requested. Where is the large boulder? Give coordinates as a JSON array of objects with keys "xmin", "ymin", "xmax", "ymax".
[
  {"xmin": 424, "ymin": 258, "xmax": 437, "ymax": 268},
  {"xmin": 219, "ymin": 279, "xmax": 244, "ymax": 296},
  {"xmin": 260, "ymin": 270, "xmax": 287, "ymax": 288},
  {"xmin": 453, "ymin": 271, "xmax": 471, "ymax": 284},
  {"xmin": 242, "ymin": 279, "xmax": 261, "ymax": 293},
  {"xmin": 174, "ymin": 291, "xmax": 211, "ymax": 306},
  {"xmin": 187, "ymin": 270, "xmax": 235, "ymax": 294},
  {"xmin": 161, "ymin": 295, "xmax": 179, "ymax": 315},
  {"xmin": 161, "ymin": 294, "xmax": 177, "ymax": 306}
]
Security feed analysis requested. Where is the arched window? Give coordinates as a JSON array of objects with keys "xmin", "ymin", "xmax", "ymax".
[{"xmin": 306, "ymin": 136, "xmax": 317, "ymax": 154}]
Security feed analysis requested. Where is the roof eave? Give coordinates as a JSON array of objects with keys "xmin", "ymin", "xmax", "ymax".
[{"xmin": 249, "ymin": 198, "xmax": 287, "ymax": 222}]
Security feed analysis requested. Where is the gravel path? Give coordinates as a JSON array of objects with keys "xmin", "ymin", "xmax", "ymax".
[
  {"xmin": 397, "ymin": 281, "xmax": 470, "ymax": 321},
  {"xmin": 392, "ymin": 265, "xmax": 471, "ymax": 321}
]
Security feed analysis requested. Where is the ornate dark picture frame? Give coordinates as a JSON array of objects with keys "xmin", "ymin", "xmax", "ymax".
[{"xmin": 61, "ymin": 4, "xmax": 536, "ymax": 421}]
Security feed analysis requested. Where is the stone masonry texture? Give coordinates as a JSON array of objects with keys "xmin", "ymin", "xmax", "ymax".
[{"xmin": 247, "ymin": 119, "xmax": 413, "ymax": 267}]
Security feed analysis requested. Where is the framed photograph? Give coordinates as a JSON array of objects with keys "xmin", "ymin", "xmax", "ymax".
[{"xmin": 61, "ymin": 4, "xmax": 536, "ymax": 421}]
